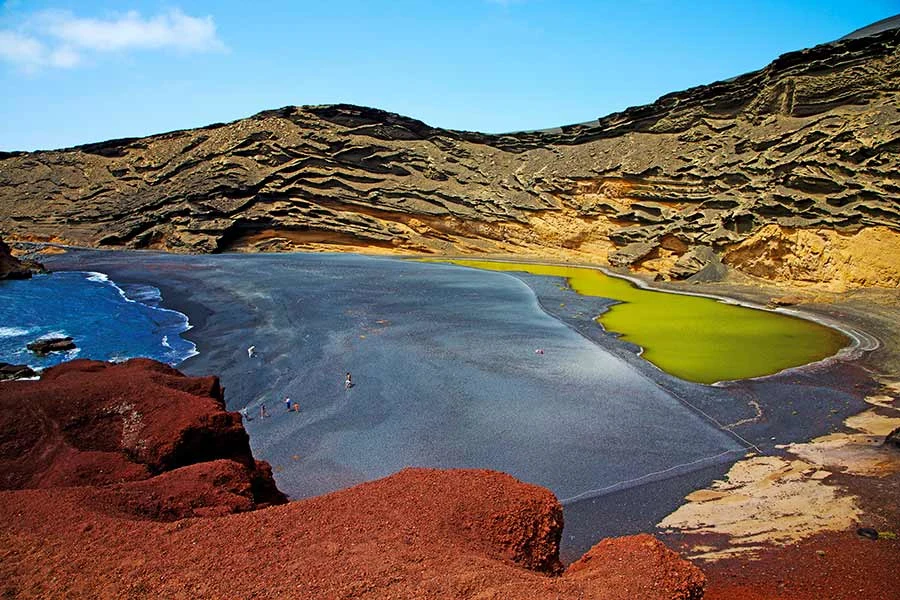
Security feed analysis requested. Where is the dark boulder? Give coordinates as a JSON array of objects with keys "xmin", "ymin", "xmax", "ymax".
[
  {"xmin": 608, "ymin": 242, "xmax": 656, "ymax": 268},
  {"xmin": 885, "ymin": 426, "xmax": 900, "ymax": 450},
  {"xmin": 670, "ymin": 246, "xmax": 717, "ymax": 280},
  {"xmin": 27, "ymin": 337, "xmax": 76, "ymax": 356},
  {"xmin": 0, "ymin": 363, "xmax": 36, "ymax": 380},
  {"xmin": 857, "ymin": 527, "xmax": 879, "ymax": 540}
]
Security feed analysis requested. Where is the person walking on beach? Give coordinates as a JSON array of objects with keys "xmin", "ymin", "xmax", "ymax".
[
  {"xmin": 284, "ymin": 396, "xmax": 292, "ymax": 411},
  {"xmin": 260, "ymin": 403, "xmax": 269, "ymax": 418},
  {"xmin": 345, "ymin": 372, "xmax": 353, "ymax": 389}
]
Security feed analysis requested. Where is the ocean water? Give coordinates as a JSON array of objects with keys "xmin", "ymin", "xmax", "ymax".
[{"xmin": 0, "ymin": 271, "xmax": 196, "ymax": 370}]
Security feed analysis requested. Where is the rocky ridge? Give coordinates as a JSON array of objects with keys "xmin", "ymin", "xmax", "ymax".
[{"xmin": 1, "ymin": 29, "xmax": 899, "ymax": 289}]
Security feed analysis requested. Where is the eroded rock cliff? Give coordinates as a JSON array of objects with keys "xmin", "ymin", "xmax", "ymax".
[{"xmin": 1, "ymin": 29, "xmax": 898, "ymax": 289}]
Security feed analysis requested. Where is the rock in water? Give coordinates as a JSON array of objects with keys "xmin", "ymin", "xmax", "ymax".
[
  {"xmin": 27, "ymin": 336, "xmax": 76, "ymax": 356},
  {"xmin": 0, "ymin": 363, "xmax": 36, "ymax": 380}
]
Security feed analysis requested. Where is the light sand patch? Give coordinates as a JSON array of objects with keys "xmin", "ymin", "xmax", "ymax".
[
  {"xmin": 867, "ymin": 380, "xmax": 900, "ymax": 409},
  {"xmin": 689, "ymin": 545, "xmax": 767, "ymax": 561},
  {"xmin": 786, "ymin": 433, "xmax": 899, "ymax": 477},
  {"xmin": 783, "ymin": 409, "xmax": 900, "ymax": 477},
  {"xmin": 658, "ymin": 456, "xmax": 861, "ymax": 559},
  {"xmin": 661, "ymin": 405, "xmax": 900, "ymax": 560},
  {"xmin": 844, "ymin": 409, "xmax": 900, "ymax": 436},
  {"xmin": 866, "ymin": 394, "xmax": 897, "ymax": 409}
]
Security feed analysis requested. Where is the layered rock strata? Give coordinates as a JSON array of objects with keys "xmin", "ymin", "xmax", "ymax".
[
  {"xmin": 1, "ymin": 30, "xmax": 898, "ymax": 288},
  {"xmin": 0, "ymin": 358, "xmax": 706, "ymax": 599}
]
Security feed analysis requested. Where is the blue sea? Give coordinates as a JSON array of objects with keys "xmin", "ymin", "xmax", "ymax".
[{"xmin": 0, "ymin": 271, "xmax": 196, "ymax": 371}]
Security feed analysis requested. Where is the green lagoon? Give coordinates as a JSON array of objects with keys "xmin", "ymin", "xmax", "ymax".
[{"xmin": 450, "ymin": 260, "xmax": 849, "ymax": 384}]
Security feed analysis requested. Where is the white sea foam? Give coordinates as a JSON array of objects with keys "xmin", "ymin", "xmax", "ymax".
[
  {"xmin": 84, "ymin": 271, "xmax": 131, "ymax": 303},
  {"xmin": 0, "ymin": 375, "xmax": 40, "ymax": 382},
  {"xmin": 84, "ymin": 271, "xmax": 109, "ymax": 284},
  {"xmin": 0, "ymin": 327, "xmax": 31, "ymax": 338},
  {"xmin": 35, "ymin": 330, "xmax": 69, "ymax": 340},
  {"xmin": 125, "ymin": 284, "xmax": 163, "ymax": 304}
]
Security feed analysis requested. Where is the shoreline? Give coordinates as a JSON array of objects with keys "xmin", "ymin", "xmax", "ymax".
[
  {"xmin": 34, "ymin": 247, "xmax": 898, "ymax": 566},
  {"xmin": 0, "ymin": 268, "xmax": 196, "ymax": 372}
]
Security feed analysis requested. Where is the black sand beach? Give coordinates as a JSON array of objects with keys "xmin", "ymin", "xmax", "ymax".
[{"xmin": 42, "ymin": 250, "xmax": 876, "ymax": 559}]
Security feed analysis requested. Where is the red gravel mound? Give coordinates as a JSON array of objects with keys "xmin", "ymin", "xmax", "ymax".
[
  {"xmin": 568, "ymin": 535, "xmax": 705, "ymax": 599},
  {"xmin": 0, "ymin": 359, "xmax": 706, "ymax": 599}
]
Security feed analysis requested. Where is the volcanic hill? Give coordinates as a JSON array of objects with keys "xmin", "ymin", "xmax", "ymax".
[{"xmin": 1, "ymin": 27, "xmax": 899, "ymax": 289}]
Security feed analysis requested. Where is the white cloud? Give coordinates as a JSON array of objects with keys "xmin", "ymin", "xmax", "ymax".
[
  {"xmin": 48, "ymin": 44, "xmax": 80, "ymax": 67},
  {"xmin": 0, "ymin": 8, "xmax": 225, "ymax": 72},
  {"xmin": 38, "ymin": 9, "xmax": 225, "ymax": 53},
  {"xmin": 0, "ymin": 29, "xmax": 78, "ymax": 70},
  {"xmin": 0, "ymin": 30, "xmax": 44, "ymax": 65}
]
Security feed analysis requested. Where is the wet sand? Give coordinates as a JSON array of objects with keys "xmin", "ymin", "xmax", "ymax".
[{"xmin": 41, "ymin": 250, "xmax": 881, "ymax": 560}]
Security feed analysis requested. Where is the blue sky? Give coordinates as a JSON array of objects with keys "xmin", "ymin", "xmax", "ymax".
[{"xmin": 0, "ymin": 0, "xmax": 896, "ymax": 151}]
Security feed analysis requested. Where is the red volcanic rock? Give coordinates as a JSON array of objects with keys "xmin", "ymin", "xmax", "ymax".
[
  {"xmin": 0, "ymin": 466, "xmax": 706, "ymax": 600},
  {"xmin": 85, "ymin": 459, "xmax": 276, "ymax": 520},
  {"xmin": 303, "ymin": 467, "xmax": 565, "ymax": 574},
  {"xmin": 567, "ymin": 534, "xmax": 706, "ymax": 600},
  {"xmin": 0, "ymin": 358, "xmax": 285, "ymax": 511},
  {"xmin": 0, "ymin": 359, "xmax": 706, "ymax": 599}
]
